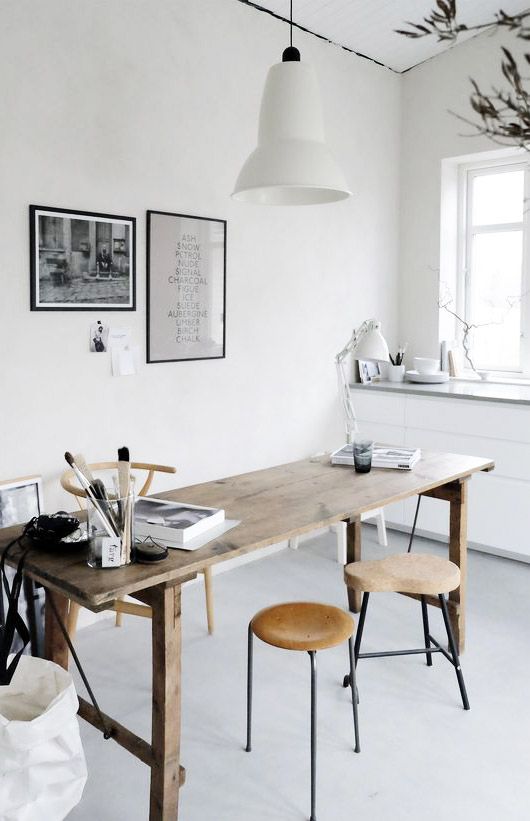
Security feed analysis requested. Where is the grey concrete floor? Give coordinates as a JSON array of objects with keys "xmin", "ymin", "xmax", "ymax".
[{"xmin": 68, "ymin": 527, "xmax": 530, "ymax": 821}]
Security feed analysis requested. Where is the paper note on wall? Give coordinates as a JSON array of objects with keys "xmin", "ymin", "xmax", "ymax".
[
  {"xmin": 111, "ymin": 346, "xmax": 140, "ymax": 377},
  {"xmin": 108, "ymin": 327, "xmax": 131, "ymax": 350}
]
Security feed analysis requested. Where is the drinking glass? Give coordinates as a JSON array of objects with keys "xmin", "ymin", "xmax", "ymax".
[{"xmin": 353, "ymin": 438, "xmax": 373, "ymax": 474}]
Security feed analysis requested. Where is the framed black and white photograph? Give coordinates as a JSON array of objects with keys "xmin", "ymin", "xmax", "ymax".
[
  {"xmin": 0, "ymin": 476, "xmax": 42, "ymax": 529},
  {"xmin": 358, "ymin": 360, "xmax": 380, "ymax": 384},
  {"xmin": 30, "ymin": 205, "xmax": 136, "ymax": 310},
  {"xmin": 146, "ymin": 210, "xmax": 226, "ymax": 363}
]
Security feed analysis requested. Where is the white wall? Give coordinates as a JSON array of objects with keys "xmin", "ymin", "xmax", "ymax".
[
  {"xmin": 0, "ymin": 0, "xmax": 401, "ymax": 510},
  {"xmin": 399, "ymin": 29, "xmax": 529, "ymax": 359}
]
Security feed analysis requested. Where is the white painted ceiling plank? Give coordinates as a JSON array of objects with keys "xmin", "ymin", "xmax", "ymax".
[{"xmin": 244, "ymin": 0, "xmax": 530, "ymax": 72}]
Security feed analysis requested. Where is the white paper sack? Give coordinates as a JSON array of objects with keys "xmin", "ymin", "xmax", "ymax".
[{"xmin": 0, "ymin": 656, "xmax": 87, "ymax": 821}]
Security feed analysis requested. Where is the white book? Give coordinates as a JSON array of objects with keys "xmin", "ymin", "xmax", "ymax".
[
  {"xmin": 330, "ymin": 444, "xmax": 421, "ymax": 470},
  {"xmin": 135, "ymin": 497, "xmax": 225, "ymax": 545}
]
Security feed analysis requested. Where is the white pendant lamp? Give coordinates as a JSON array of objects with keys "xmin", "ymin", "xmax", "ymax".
[{"xmin": 232, "ymin": 1, "xmax": 351, "ymax": 206}]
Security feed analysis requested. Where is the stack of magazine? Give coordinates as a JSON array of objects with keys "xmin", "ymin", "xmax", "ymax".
[
  {"xmin": 135, "ymin": 497, "xmax": 225, "ymax": 547},
  {"xmin": 331, "ymin": 444, "xmax": 421, "ymax": 470}
]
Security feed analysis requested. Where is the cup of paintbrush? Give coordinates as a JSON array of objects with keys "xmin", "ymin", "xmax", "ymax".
[
  {"xmin": 386, "ymin": 356, "xmax": 405, "ymax": 382},
  {"xmin": 86, "ymin": 484, "xmax": 134, "ymax": 569},
  {"xmin": 387, "ymin": 344, "xmax": 408, "ymax": 381}
]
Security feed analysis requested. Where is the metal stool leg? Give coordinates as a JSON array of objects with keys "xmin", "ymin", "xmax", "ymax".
[
  {"xmin": 439, "ymin": 595, "xmax": 470, "ymax": 710},
  {"xmin": 421, "ymin": 595, "xmax": 432, "ymax": 667},
  {"xmin": 354, "ymin": 592, "xmax": 369, "ymax": 663},
  {"xmin": 407, "ymin": 495, "xmax": 422, "ymax": 553},
  {"xmin": 246, "ymin": 623, "xmax": 253, "ymax": 752},
  {"xmin": 343, "ymin": 592, "xmax": 369, "ymax": 688},
  {"xmin": 348, "ymin": 637, "xmax": 361, "ymax": 753},
  {"xmin": 309, "ymin": 651, "xmax": 317, "ymax": 821}
]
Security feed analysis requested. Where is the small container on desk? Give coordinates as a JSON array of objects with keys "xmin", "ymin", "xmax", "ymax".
[
  {"xmin": 387, "ymin": 364, "xmax": 405, "ymax": 382},
  {"xmin": 87, "ymin": 487, "xmax": 135, "ymax": 568},
  {"xmin": 353, "ymin": 438, "xmax": 373, "ymax": 474}
]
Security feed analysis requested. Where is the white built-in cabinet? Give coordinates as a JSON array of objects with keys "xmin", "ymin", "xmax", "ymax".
[{"xmin": 352, "ymin": 387, "xmax": 530, "ymax": 562}]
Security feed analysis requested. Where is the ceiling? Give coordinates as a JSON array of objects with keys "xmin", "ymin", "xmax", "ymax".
[{"xmin": 241, "ymin": 0, "xmax": 530, "ymax": 72}]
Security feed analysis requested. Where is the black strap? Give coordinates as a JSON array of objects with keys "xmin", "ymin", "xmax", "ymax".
[
  {"xmin": 0, "ymin": 534, "xmax": 32, "ymax": 685},
  {"xmin": 0, "ymin": 527, "xmax": 112, "ymax": 740},
  {"xmin": 46, "ymin": 592, "xmax": 112, "ymax": 740}
]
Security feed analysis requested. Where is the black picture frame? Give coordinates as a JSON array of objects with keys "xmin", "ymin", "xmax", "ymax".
[
  {"xmin": 146, "ymin": 210, "xmax": 226, "ymax": 363},
  {"xmin": 30, "ymin": 204, "xmax": 136, "ymax": 311}
]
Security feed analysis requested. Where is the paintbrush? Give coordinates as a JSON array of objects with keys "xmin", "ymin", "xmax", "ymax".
[
  {"xmin": 73, "ymin": 453, "xmax": 95, "ymax": 487},
  {"xmin": 64, "ymin": 452, "xmax": 117, "ymax": 539},
  {"xmin": 117, "ymin": 446, "xmax": 132, "ymax": 563},
  {"xmin": 74, "ymin": 453, "xmax": 119, "ymax": 532},
  {"xmin": 92, "ymin": 477, "xmax": 121, "ymax": 533}
]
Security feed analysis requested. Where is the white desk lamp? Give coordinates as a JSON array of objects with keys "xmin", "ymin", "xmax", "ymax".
[
  {"xmin": 290, "ymin": 320, "xmax": 390, "ymax": 561},
  {"xmin": 335, "ymin": 319, "xmax": 390, "ymax": 444}
]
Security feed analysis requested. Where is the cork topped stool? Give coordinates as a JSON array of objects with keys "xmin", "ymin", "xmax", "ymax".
[
  {"xmin": 342, "ymin": 554, "xmax": 470, "ymax": 713},
  {"xmin": 246, "ymin": 602, "xmax": 360, "ymax": 821}
]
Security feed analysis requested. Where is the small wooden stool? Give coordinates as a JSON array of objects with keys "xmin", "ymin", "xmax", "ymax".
[
  {"xmin": 246, "ymin": 602, "xmax": 360, "ymax": 821},
  {"xmin": 343, "ymin": 554, "xmax": 469, "ymax": 712}
]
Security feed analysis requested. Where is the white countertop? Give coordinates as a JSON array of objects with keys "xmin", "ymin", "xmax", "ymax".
[{"xmin": 349, "ymin": 378, "xmax": 530, "ymax": 406}]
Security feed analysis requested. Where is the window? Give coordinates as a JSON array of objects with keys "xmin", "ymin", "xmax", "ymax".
[{"xmin": 457, "ymin": 158, "xmax": 529, "ymax": 375}]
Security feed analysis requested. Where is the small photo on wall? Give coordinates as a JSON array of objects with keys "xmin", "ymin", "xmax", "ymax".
[
  {"xmin": 30, "ymin": 205, "xmax": 136, "ymax": 310},
  {"xmin": 90, "ymin": 320, "xmax": 110, "ymax": 352},
  {"xmin": 358, "ymin": 360, "xmax": 380, "ymax": 384}
]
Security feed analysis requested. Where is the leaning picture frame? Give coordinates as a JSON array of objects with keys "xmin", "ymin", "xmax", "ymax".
[
  {"xmin": 358, "ymin": 360, "xmax": 381, "ymax": 384},
  {"xmin": 146, "ymin": 210, "xmax": 226, "ymax": 363},
  {"xmin": 30, "ymin": 205, "xmax": 136, "ymax": 311},
  {"xmin": 0, "ymin": 475, "xmax": 43, "ymax": 529}
]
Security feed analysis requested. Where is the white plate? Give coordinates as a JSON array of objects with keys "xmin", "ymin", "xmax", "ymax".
[{"xmin": 406, "ymin": 370, "xmax": 449, "ymax": 384}]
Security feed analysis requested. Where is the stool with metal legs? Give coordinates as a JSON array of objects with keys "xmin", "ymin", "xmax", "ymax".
[
  {"xmin": 342, "ymin": 553, "xmax": 469, "ymax": 712},
  {"xmin": 245, "ymin": 602, "xmax": 360, "ymax": 821}
]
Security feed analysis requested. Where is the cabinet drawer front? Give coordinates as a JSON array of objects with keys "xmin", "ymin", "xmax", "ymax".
[
  {"xmin": 405, "ymin": 428, "xmax": 528, "ymax": 481},
  {"xmin": 353, "ymin": 391, "xmax": 406, "ymax": 427},
  {"xmin": 405, "ymin": 396, "xmax": 530, "ymax": 443},
  {"xmin": 356, "ymin": 421, "xmax": 406, "ymax": 448},
  {"xmin": 403, "ymin": 475, "xmax": 530, "ymax": 558}
]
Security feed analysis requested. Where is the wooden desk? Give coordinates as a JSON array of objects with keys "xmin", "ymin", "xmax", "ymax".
[{"xmin": 0, "ymin": 451, "xmax": 493, "ymax": 820}]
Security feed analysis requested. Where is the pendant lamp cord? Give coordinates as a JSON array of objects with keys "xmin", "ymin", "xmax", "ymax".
[{"xmin": 290, "ymin": 0, "xmax": 293, "ymax": 47}]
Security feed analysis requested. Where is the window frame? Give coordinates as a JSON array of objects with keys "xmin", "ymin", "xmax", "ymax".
[{"xmin": 456, "ymin": 155, "xmax": 530, "ymax": 377}]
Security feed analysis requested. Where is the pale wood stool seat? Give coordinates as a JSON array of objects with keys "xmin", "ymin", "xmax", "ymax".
[
  {"xmin": 251, "ymin": 602, "xmax": 354, "ymax": 652},
  {"xmin": 344, "ymin": 553, "xmax": 461, "ymax": 596},
  {"xmin": 342, "ymin": 552, "xmax": 469, "ymax": 716},
  {"xmin": 246, "ymin": 602, "xmax": 360, "ymax": 821}
]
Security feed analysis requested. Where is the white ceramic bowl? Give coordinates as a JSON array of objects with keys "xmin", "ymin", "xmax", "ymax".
[{"xmin": 413, "ymin": 357, "xmax": 439, "ymax": 375}]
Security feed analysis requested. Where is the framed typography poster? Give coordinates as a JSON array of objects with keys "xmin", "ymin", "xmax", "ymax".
[{"xmin": 146, "ymin": 210, "xmax": 226, "ymax": 363}]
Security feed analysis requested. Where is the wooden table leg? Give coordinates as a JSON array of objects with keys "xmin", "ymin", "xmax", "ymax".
[
  {"xmin": 149, "ymin": 583, "xmax": 182, "ymax": 821},
  {"xmin": 346, "ymin": 517, "xmax": 362, "ymax": 613},
  {"xmin": 448, "ymin": 479, "xmax": 468, "ymax": 653},
  {"xmin": 44, "ymin": 589, "xmax": 69, "ymax": 671}
]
